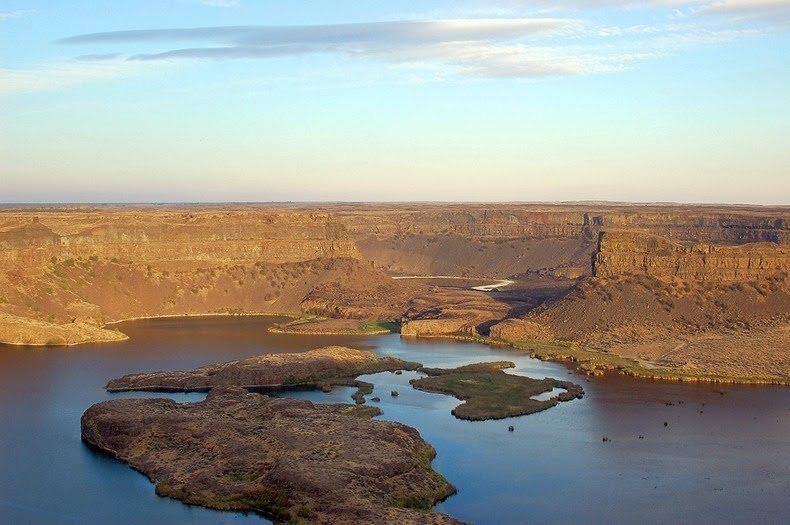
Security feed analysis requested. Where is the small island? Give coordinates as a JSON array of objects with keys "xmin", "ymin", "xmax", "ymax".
[
  {"xmin": 410, "ymin": 362, "xmax": 585, "ymax": 420},
  {"xmin": 82, "ymin": 386, "xmax": 462, "ymax": 524}
]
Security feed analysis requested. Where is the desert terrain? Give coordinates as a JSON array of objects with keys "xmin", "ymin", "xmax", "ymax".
[{"xmin": 1, "ymin": 203, "xmax": 787, "ymax": 383}]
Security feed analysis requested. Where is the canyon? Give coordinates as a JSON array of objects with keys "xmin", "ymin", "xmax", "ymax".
[{"xmin": 1, "ymin": 203, "xmax": 788, "ymax": 383}]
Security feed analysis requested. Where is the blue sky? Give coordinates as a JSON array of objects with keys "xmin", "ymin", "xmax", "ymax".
[{"xmin": 1, "ymin": 1, "xmax": 788, "ymax": 204}]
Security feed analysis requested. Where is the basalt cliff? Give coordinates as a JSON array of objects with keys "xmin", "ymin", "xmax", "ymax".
[{"xmin": 1, "ymin": 203, "xmax": 788, "ymax": 383}]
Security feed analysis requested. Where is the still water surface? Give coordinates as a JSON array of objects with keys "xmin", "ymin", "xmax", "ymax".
[{"xmin": 0, "ymin": 316, "xmax": 787, "ymax": 524}]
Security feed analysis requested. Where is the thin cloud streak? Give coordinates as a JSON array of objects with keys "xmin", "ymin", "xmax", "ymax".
[
  {"xmin": 700, "ymin": 0, "xmax": 790, "ymax": 26},
  {"xmin": 0, "ymin": 9, "xmax": 29, "ymax": 20},
  {"xmin": 129, "ymin": 45, "xmax": 320, "ymax": 61},
  {"xmin": 57, "ymin": 19, "xmax": 585, "ymax": 79},
  {"xmin": 33, "ymin": 5, "xmax": 784, "ymax": 88},
  {"xmin": 57, "ymin": 19, "xmax": 574, "ymax": 47},
  {"xmin": 491, "ymin": 0, "xmax": 790, "ymax": 22}
]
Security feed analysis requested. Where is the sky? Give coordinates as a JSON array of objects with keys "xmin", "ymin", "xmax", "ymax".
[{"xmin": 1, "ymin": 1, "xmax": 788, "ymax": 204}]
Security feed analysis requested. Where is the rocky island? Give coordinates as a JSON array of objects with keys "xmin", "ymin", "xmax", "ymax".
[
  {"xmin": 106, "ymin": 346, "xmax": 420, "ymax": 396},
  {"xmin": 82, "ymin": 386, "xmax": 462, "ymax": 524},
  {"xmin": 93, "ymin": 346, "xmax": 588, "ymax": 522}
]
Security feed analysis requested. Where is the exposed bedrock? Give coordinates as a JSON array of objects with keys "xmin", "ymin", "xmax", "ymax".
[
  {"xmin": 82, "ymin": 387, "xmax": 462, "ymax": 524},
  {"xmin": 0, "ymin": 210, "xmax": 358, "ymax": 267},
  {"xmin": 594, "ymin": 230, "xmax": 790, "ymax": 282},
  {"xmin": 105, "ymin": 346, "xmax": 421, "ymax": 393}
]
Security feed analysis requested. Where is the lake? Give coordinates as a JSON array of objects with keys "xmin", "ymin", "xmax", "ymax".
[{"xmin": 1, "ymin": 316, "xmax": 787, "ymax": 524}]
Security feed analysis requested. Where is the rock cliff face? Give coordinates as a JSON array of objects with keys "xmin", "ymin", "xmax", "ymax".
[
  {"xmin": 336, "ymin": 204, "xmax": 788, "ymax": 244},
  {"xmin": 334, "ymin": 204, "xmax": 789, "ymax": 278},
  {"xmin": 0, "ymin": 208, "xmax": 359, "ymax": 267},
  {"xmin": 593, "ymin": 230, "xmax": 790, "ymax": 281},
  {"xmin": 337, "ymin": 207, "xmax": 590, "ymax": 239},
  {"xmin": 592, "ymin": 211, "xmax": 788, "ymax": 244}
]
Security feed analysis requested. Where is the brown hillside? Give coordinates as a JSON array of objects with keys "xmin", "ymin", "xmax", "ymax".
[{"xmin": 495, "ymin": 274, "xmax": 789, "ymax": 382}]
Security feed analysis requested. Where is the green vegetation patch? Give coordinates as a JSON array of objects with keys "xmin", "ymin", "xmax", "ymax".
[{"xmin": 410, "ymin": 361, "xmax": 584, "ymax": 421}]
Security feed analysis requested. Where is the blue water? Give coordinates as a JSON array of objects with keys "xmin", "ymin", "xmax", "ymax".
[{"xmin": 1, "ymin": 316, "xmax": 788, "ymax": 524}]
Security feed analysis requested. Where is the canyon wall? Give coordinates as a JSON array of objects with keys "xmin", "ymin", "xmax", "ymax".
[
  {"xmin": 593, "ymin": 230, "xmax": 790, "ymax": 282},
  {"xmin": 333, "ymin": 204, "xmax": 789, "ymax": 244},
  {"xmin": 0, "ymin": 208, "xmax": 359, "ymax": 267},
  {"xmin": 328, "ymin": 204, "xmax": 789, "ymax": 278}
]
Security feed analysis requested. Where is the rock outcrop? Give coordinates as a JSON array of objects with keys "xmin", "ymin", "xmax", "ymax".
[
  {"xmin": 0, "ymin": 208, "xmax": 359, "ymax": 267},
  {"xmin": 106, "ymin": 346, "xmax": 421, "ymax": 392},
  {"xmin": 488, "ymin": 318, "xmax": 553, "ymax": 342},
  {"xmin": 82, "ymin": 387, "xmax": 461, "ymax": 524},
  {"xmin": 1, "ymin": 203, "xmax": 788, "ymax": 361},
  {"xmin": 593, "ymin": 230, "xmax": 790, "ymax": 282}
]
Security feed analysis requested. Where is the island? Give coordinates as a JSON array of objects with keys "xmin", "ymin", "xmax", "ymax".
[
  {"xmin": 105, "ymin": 346, "xmax": 421, "ymax": 398},
  {"xmin": 82, "ymin": 386, "xmax": 462, "ymax": 524},
  {"xmin": 410, "ymin": 362, "xmax": 585, "ymax": 420}
]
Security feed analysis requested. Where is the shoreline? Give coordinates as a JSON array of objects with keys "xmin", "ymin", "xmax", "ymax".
[
  {"xmin": 267, "ymin": 327, "xmax": 392, "ymax": 336},
  {"xmin": 403, "ymin": 332, "xmax": 789, "ymax": 386},
  {"xmin": 106, "ymin": 310, "xmax": 301, "ymax": 326},
  {"xmin": 3, "ymin": 312, "xmax": 786, "ymax": 386},
  {"xmin": 0, "ymin": 332, "xmax": 130, "ymax": 348}
]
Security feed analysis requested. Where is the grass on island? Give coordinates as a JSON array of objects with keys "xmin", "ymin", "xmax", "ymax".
[{"xmin": 410, "ymin": 361, "xmax": 584, "ymax": 421}]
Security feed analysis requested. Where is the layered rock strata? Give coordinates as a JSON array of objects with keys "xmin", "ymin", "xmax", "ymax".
[{"xmin": 594, "ymin": 230, "xmax": 790, "ymax": 281}]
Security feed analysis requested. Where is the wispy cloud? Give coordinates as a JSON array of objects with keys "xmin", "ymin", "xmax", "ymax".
[
  {"xmin": 479, "ymin": 0, "xmax": 790, "ymax": 23},
  {"xmin": 699, "ymin": 0, "xmax": 790, "ymax": 26},
  {"xmin": 57, "ymin": 19, "xmax": 574, "ymax": 47},
  {"xmin": 56, "ymin": 19, "xmax": 586, "ymax": 78},
  {"xmin": 0, "ymin": 9, "xmax": 28, "ymax": 21},
  {"xmin": 9, "ymin": 1, "xmax": 779, "ymax": 93}
]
